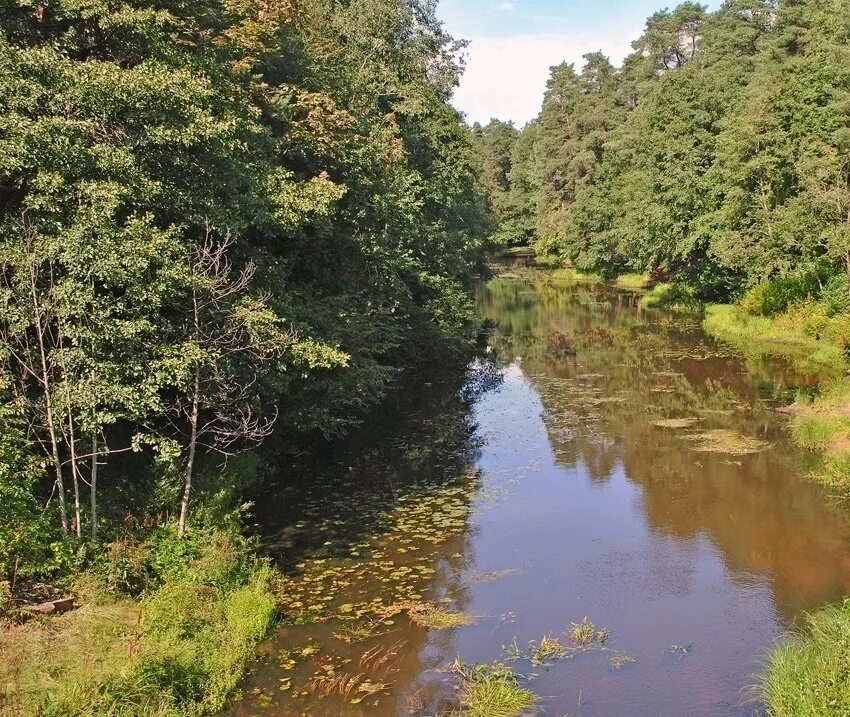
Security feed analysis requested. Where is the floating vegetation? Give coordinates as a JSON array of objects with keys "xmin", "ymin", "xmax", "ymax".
[
  {"xmin": 274, "ymin": 475, "xmax": 477, "ymax": 630},
  {"xmin": 686, "ymin": 429, "xmax": 772, "ymax": 455},
  {"xmin": 667, "ymin": 643, "xmax": 693, "ymax": 654},
  {"xmin": 308, "ymin": 666, "xmax": 392, "ymax": 704},
  {"xmin": 653, "ymin": 417, "xmax": 699, "ymax": 429},
  {"xmin": 332, "ymin": 617, "xmax": 391, "ymax": 643},
  {"xmin": 277, "ymin": 642, "xmax": 320, "ymax": 670},
  {"xmin": 501, "ymin": 638, "xmax": 523, "ymax": 662},
  {"xmin": 451, "ymin": 659, "xmax": 535, "ymax": 717},
  {"xmin": 528, "ymin": 634, "xmax": 571, "ymax": 666},
  {"xmin": 501, "ymin": 621, "xmax": 615, "ymax": 668},
  {"xmin": 402, "ymin": 602, "xmax": 476, "ymax": 629},
  {"xmin": 359, "ymin": 639, "xmax": 407, "ymax": 672},
  {"xmin": 568, "ymin": 617, "xmax": 609, "ymax": 646},
  {"xmin": 469, "ymin": 568, "xmax": 522, "ymax": 584},
  {"xmin": 664, "ymin": 643, "xmax": 694, "ymax": 667},
  {"xmin": 609, "ymin": 651, "xmax": 636, "ymax": 670}
]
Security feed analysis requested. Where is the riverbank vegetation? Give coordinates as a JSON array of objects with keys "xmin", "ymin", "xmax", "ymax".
[
  {"xmin": 473, "ymin": 1, "xmax": 850, "ymax": 713},
  {"xmin": 0, "ymin": 0, "xmax": 490, "ymax": 712}
]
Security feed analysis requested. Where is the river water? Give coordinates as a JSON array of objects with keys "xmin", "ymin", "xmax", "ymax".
[{"xmin": 234, "ymin": 273, "xmax": 850, "ymax": 717}]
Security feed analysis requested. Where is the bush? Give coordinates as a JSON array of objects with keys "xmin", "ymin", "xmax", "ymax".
[
  {"xmin": 821, "ymin": 274, "xmax": 850, "ymax": 317},
  {"xmin": 740, "ymin": 273, "xmax": 819, "ymax": 317}
]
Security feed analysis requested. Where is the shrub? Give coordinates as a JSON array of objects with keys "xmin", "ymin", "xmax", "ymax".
[
  {"xmin": 821, "ymin": 274, "xmax": 850, "ymax": 317},
  {"xmin": 740, "ymin": 273, "xmax": 819, "ymax": 317}
]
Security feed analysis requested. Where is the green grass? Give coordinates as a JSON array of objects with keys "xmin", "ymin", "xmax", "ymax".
[
  {"xmin": 703, "ymin": 304, "xmax": 847, "ymax": 374},
  {"xmin": 758, "ymin": 600, "xmax": 850, "ymax": 717},
  {"xmin": 613, "ymin": 273, "xmax": 650, "ymax": 290},
  {"xmin": 0, "ymin": 528, "xmax": 277, "ymax": 717},
  {"xmin": 452, "ymin": 661, "xmax": 535, "ymax": 717},
  {"xmin": 549, "ymin": 267, "xmax": 600, "ymax": 283},
  {"xmin": 641, "ymin": 282, "xmax": 701, "ymax": 310}
]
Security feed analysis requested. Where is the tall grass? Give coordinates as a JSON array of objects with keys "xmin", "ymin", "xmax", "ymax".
[
  {"xmin": 758, "ymin": 601, "xmax": 850, "ymax": 717},
  {"xmin": 451, "ymin": 661, "xmax": 535, "ymax": 717},
  {"xmin": 703, "ymin": 305, "xmax": 847, "ymax": 374},
  {"xmin": 0, "ymin": 527, "xmax": 277, "ymax": 717}
]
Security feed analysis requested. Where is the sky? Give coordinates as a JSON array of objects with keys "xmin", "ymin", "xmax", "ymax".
[{"xmin": 438, "ymin": 0, "xmax": 721, "ymax": 127}]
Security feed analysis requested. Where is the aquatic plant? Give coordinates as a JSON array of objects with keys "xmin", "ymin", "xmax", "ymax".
[
  {"xmin": 653, "ymin": 418, "xmax": 700, "ymax": 429},
  {"xmin": 568, "ymin": 617, "xmax": 609, "ymax": 646},
  {"xmin": 528, "ymin": 634, "xmax": 570, "ymax": 666},
  {"xmin": 686, "ymin": 429, "xmax": 772, "ymax": 455},
  {"xmin": 609, "ymin": 651, "xmax": 636, "ymax": 670},
  {"xmin": 404, "ymin": 602, "xmax": 476, "ymax": 629},
  {"xmin": 451, "ymin": 659, "xmax": 535, "ymax": 717}
]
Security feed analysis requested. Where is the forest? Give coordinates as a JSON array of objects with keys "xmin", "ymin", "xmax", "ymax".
[
  {"xmin": 475, "ymin": 0, "xmax": 850, "ymax": 307},
  {"xmin": 0, "ymin": 0, "xmax": 489, "ymax": 570},
  {"xmin": 3, "ymin": 0, "xmax": 850, "ymax": 715},
  {"xmin": 0, "ymin": 0, "xmax": 490, "ymax": 713}
]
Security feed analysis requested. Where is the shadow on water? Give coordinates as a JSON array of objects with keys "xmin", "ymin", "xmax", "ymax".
[{"xmin": 233, "ymin": 273, "xmax": 850, "ymax": 717}]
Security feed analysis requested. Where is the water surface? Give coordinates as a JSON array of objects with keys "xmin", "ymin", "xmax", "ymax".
[{"xmin": 235, "ymin": 274, "xmax": 850, "ymax": 717}]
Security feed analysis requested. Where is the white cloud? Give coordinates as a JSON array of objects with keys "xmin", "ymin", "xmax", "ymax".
[
  {"xmin": 453, "ymin": 31, "xmax": 640, "ymax": 127},
  {"xmin": 490, "ymin": 2, "xmax": 516, "ymax": 10}
]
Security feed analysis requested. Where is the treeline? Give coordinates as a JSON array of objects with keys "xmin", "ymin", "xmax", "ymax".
[
  {"xmin": 475, "ymin": 0, "xmax": 850, "ymax": 301},
  {"xmin": 0, "ymin": 0, "xmax": 490, "ymax": 579}
]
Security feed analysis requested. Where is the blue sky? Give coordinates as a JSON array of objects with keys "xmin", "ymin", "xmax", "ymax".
[{"xmin": 439, "ymin": 0, "xmax": 721, "ymax": 126}]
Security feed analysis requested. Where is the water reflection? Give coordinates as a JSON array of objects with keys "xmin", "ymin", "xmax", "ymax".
[{"xmin": 235, "ymin": 274, "xmax": 850, "ymax": 717}]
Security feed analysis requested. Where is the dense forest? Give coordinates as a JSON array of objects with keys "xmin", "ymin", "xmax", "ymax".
[
  {"xmin": 0, "ymin": 0, "xmax": 490, "ymax": 571},
  {"xmin": 4, "ymin": 0, "xmax": 850, "ymax": 714},
  {"xmin": 475, "ymin": 0, "xmax": 850, "ymax": 306}
]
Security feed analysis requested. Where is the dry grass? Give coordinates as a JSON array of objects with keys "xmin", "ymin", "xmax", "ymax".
[{"xmin": 0, "ymin": 581, "xmax": 141, "ymax": 714}]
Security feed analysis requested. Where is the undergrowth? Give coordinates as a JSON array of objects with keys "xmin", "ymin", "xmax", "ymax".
[{"xmin": 0, "ymin": 524, "xmax": 277, "ymax": 717}]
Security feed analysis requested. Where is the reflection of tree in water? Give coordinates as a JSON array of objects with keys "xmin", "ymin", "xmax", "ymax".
[
  {"xmin": 479, "ymin": 275, "xmax": 850, "ymax": 623},
  {"xmin": 238, "ymin": 368, "xmax": 492, "ymax": 717}
]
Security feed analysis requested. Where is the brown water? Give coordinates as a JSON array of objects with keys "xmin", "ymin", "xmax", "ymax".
[{"xmin": 234, "ymin": 274, "xmax": 850, "ymax": 717}]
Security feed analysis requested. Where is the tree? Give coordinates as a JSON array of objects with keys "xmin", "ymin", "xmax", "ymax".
[{"xmin": 162, "ymin": 231, "xmax": 289, "ymax": 537}]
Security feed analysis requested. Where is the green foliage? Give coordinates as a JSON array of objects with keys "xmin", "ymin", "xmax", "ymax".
[
  {"xmin": 497, "ymin": 0, "xmax": 850, "ymax": 301},
  {"xmin": 0, "ymin": 0, "xmax": 488, "ymax": 563},
  {"xmin": 759, "ymin": 599, "xmax": 850, "ymax": 717},
  {"xmin": 0, "ymin": 381, "xmax": 57, "ymax": 580},
  {"xmin": 740, "ymin": 273, "xmax": 820, "ymax": 316},
  {"xmin": 2, "ymin": 523, "xmax": 277, "ymax": 717}
]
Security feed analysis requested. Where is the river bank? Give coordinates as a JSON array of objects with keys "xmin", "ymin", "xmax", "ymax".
[
  {"xmin": 6, "ymin": 268, "xmax": 850, "ymax": 717},
  {"xmin": 229, "ymin": 270, "xmax": 850, "ymax": 716},
  {"xmin": 0, "ymin": 521, "xmax": 277, "ymax": 716},
  {"xmin": 700, "ymin": 299, "xmax": 850, "ymax": 717}
]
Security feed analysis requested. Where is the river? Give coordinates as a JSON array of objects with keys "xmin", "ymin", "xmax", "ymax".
[{"xmin": 233, "ymin": 271, "xmax": 850, "ymax": 717}]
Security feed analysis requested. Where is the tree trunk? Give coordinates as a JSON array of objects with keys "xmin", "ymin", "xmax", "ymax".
[
  {"xmin": 45, "ymin": 393, "xmax": 69, "ymax": 537},
  {"xmin": 90, "ymin": 432, "xmax": 98, "ymax": 541},
  {"xmin": 66, "ymin": 407, "xmax": 82, "ymax": 539},
  {"xmin": 178, "ymin": 364, "xmax": 200, "ymax": 539},
  {"xmin": 30, "ymin": 270, "xmax": 68, "ymax": 536}
]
